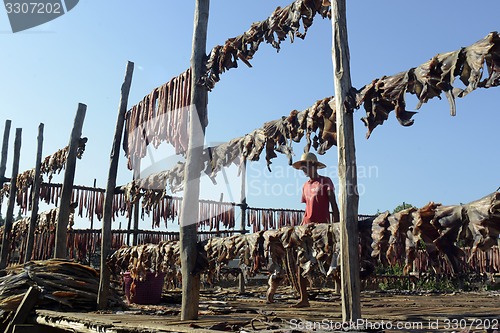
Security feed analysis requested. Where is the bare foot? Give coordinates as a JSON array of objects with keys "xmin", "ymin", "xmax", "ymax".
[{"xmin": 290, "ymin": 300, "xmax": 310, "ymax": 308}]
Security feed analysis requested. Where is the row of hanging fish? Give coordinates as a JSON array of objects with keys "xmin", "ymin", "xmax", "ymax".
[
  {"xmin": 234, "ymin": 32, "xmax": 498, "ymax": 189},
  {"xmin": 14, "ymin": 183, "xmax": 130, "ymax": 223},
  {"xmin": 1, "ymin": 137, "xmax": 88, "ymax": 213},
  {"xmin": 106, "ymin": 224, "xmax": 345, "ymax": 294},
  {"xmin": 200, "ymin": 0, "xmax": 331, "ymax": 90},
  {"xmin": 139, "ymin": 192, "xmax": 236, "ymax": 231},
  {"xmin": 13, "ymin": 137, "xmax": 88, "ymax": 196},
  {"xmin": 146, "ymin": 33, "xmax": 499, "ymax": 195},
  {"xmin": 121, "ymin": 96, "xmax": 337, "ymax": 195},
  {"xmin": 120, "ymin": 29, "xmax": 500, "ymax": 179},
  {"xmin": 0, "ymin": 207, "xmax": 74, "ymax": 264},
  {"xmin": 197, "ymin": 200, "xmax": 236, "ymax": 231},
  {"xmin": 107, "ymin": 242, "xmax": 181, "ymax": 288},
  {"xmin": 357, "ymin": 32, "xmax": 500, "ymax": 138},
  {"xmin": 122, "ymin": 68, "xmax": 193, "ymax": 170},
  {"xmin": 2, "ymin": 215, "xmax": 175, "ymax": 264},
  {"xmin": 140, "ymin": 192, "xmax": 180, "ymax": 229},
  {"xmin": 371, "ymin": 191, "xmax": 500, "ymax": 275},
  {"xmin": 246, "ymin": 208, "xmax": 304, "ymax": 233},
  {"xmin": 3, "ymin": 181, "xmax": 129, "ymax": 227},
  {"xmin": 0, "ymin": 259, "xmax": 123, "ymax": 312}
]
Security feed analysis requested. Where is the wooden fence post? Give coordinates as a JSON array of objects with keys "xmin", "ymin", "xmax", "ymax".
[
  {"xmin": 0, "ymin": 128, "xmax": 22, "ymax": 269},
  {"xmin": 132, "ymin": 156, "xmax": 140, "ymax": 246},
  {"xmin": 179, "ymin": 0, "xmax": 210, "ymax": 320},
  {"xmin": 0, "ymin": 120, "xmax": 11, "ymax": 188},
  {"xmin": 98, "ymin": 61, "xmax": 134, "ymax": 309},
  {"xmin": 132, "ymin": 201, "xmax": 140, "ymax": 246},
  {"xmin": 238, "ymin": 158, "xmax": 247, "ymax": 293},
  {"xmin": 25, "ymin": 123, "xmax": 44, "ymax": 263},
  {"xmin": 54, "ymin": 104, "xmax": 87, "ymax": 259},
  {"xmin": 331, "ymin": 0, "xmax": 362, "ymax": 322}
]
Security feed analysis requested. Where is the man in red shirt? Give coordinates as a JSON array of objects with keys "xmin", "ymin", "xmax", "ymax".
[{"xmin": 291, "ymin": 152, "xmax": 340, "ymax": 307}]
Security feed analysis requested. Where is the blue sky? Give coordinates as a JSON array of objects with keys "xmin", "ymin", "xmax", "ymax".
[{"xmin": 1, "ymin": 1, "xmax": 499, "ymax": 230}]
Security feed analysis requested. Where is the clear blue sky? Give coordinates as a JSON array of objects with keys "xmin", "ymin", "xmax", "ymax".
[{"xmin": 1, "ymin": 1, "xmax": 499, "ymax": 230}]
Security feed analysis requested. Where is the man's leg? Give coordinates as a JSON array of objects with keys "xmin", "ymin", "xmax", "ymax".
[{"xmin": 291, "ymin": 268, "xmax": 310, "ymax": 308}]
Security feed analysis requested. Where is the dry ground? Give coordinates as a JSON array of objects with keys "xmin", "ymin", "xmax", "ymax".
[{"xmin": 36, "ymin": 285, "xmax": 500, "ymax": 333}]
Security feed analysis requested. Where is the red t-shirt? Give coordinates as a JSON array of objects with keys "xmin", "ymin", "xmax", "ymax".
[{"xmin": 301, "ymin": 175, "xmax": 334, "ymax": 225}]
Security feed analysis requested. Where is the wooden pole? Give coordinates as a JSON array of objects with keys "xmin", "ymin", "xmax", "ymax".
[
  {"xmin": 238, "ymin": 158, "xmax": 247, "ymax": 293},
  {"xmin": 239, "ymin": 158, "xmax": 247, "ymax": 233},
  {"xmin": 126, "ymin": 206, "xmax": 132, "ymax": 245},
  {"xmin": 90, "ymin": 179, "xmax": 96, "ymax": 230},
  {"xmin": 132, "ymin": 157, "xmax": 140, "ymax": 246},
  {"xmin": 0, "ymin": 120, "xmax": 11, "ymax": 188},
  {"xmin": 98, "ymin": 61, "xmax": 134, "ymax": 309},
  {"xmin": 132, "ymin": 201, "xmax": 140, "ymax": 246},
  {"xmin": 0, "ymin": 128, "xmax": 22, "ymax": 269},
  {"xmin": 331, "ymin": 0, "xmax": 362, "ymax": 322},
  {"xmin": 25, "ymin": 123, "xmax": 44, "ymax": 263},
  {"xmin": 179, "ymin": 0, "xmax": 210, "ymax": 320},
  {"xmin": 0, "ymin": 120, "xmax": 11, "ymax": 222},
  {"xmin": 54, "ymin": 104, "xmax": 87, "ymax": 259}
]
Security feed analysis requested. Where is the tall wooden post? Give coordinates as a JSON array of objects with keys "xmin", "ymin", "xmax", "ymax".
[
  {"xmin": 0, "ymin": 128, "xmax": 22, "ymax": 269},
  {"xmin": 331, "ymin": 0, "xmax": 361, "ymax": 322},
  {"xmin": 25, "ymin": 123, "xmax": 44, "ymax": 263},
  {"xmin": 132, "ymin": 156, "xmax": 140, "ymax": 246},
  {"xmin": 238, "ymin": 158, "xmax": 247, "ymax": 293},
  {"xmin": 0, "ymin": 120, "xmax": 11, "ymax": 197},
  {"xmin": 54, "ymin": 104, "xmax": 87, "ymax": 259},
  {"xmin": 132, "ymin": 201, "xmax": 140, "ymax": 246},
  {"xmin": 126, "ymin": 205, "xmax": 132, "ymax": 245},
  {"xmin": 179, "ymin": 0, "xmax": 210, "ymax": 321},
  {"xmin": 98, "ymin": 61, "xmax": 134, "ymax": 309}
]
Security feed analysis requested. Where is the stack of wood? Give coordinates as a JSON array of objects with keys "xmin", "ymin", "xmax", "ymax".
[{"xmin": 0, "ymin": 259, "xmax": 122, "ymax": 312}]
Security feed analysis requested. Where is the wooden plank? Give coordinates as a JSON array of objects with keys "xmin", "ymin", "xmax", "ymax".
[
  {"xmin": 12, "ymin": 325, "xmax": 41, "ymax": 333},
  {"xmin": 36, "ymin": 315, "xmax": 117, "ymax": 333},
  {"xmin": 25, "ymin": 123, "xmax": 44, "ymax": 263},
  {"xmin": 5, "ymin": 286, "xmax": 41, "ymax": 333},
  {"xmin": 179, "ymin": 0, "xmax": 210, "ymax": 321},
  {"xmin": 98, "ymin": 61, "xmax": 134, "ymax": 309},
  {"xmin": 0, "ymin": 128, "xmax": 22, "ymax": 269},
  {"xmin": 54, "ymin": 104, "xmax": 87, "ymax": 258},
  {"xmin": 35, "ymin": 310, "xmax": 217, "ymax": 333},
  {"xmin": 331, "ymin": 0, "xmax": 362, "ymax": 322}
]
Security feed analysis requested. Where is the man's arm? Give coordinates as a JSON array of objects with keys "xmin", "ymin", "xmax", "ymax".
[{"xmin": 328, "ymin": 189, "xmax": 340, "ymax": 222}]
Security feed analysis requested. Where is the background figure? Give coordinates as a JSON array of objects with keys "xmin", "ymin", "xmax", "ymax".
[{"xmin": 290, "ymin": 152, "xmax": 340, "ymax": 308}]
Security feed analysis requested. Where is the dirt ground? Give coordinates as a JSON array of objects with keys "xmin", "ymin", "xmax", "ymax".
[{"xmin": 36, "ymin": 285, "xmax": 500, "ymax": 333}]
